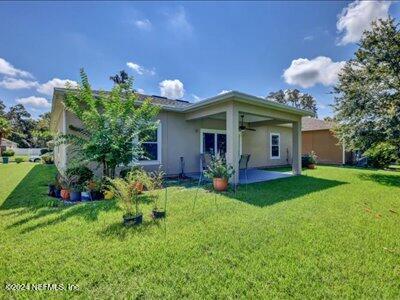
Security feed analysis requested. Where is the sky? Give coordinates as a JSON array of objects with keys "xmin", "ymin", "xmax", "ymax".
[{"xmin": 0, "ymin": 1, "xmax": 399, "ymax": 119}]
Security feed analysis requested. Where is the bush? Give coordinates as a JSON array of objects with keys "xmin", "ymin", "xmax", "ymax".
[
  {"xmin": 204, "ymin": 156, "xmax": 235, "ymax": 180},
  {"xmin": 66, "ymin": 166, "xmax": 94, "ymax": 186},
  {"xmin": 302, "ymin": 151, "xmax": 318, "ymax": 167},
  {"xmin": 2, "ymin": 149, "xmax": 15, "ymax": 157},
  {"xmin": 15, "ymin": 157, "xmax": 25, "ymax": 164},
  {"xmin": 364, "ymin": 142, "xmax": 398, "ymax": 169},
  {"xmin": 40, "ymin": 148, "xmax": 50, "ymax": 155},
  {"xmin": 42, "ymin": 154, "xmax": 54, "ymax": 164}
]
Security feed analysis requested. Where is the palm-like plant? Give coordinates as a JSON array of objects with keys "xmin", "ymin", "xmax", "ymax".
[
  {"xmin": 108, "ymin": 177, "xmax": 138, "ymax": 217},
  {"xmin": 0, "ymin": 117, "xmax": 11, "ymax": 156}
]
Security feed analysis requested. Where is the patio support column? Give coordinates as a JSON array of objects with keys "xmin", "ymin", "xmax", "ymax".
[
  {"xmin": 292, "ymin": 120, "xmax": 302, "ymax": 175},
  {"xmin": 226, "ymin": 103, "xmax": 239, "ymax": 185}
]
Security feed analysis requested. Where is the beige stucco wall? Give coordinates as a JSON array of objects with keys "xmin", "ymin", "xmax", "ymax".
[
  {"xmin": 302, "ymin": 130, "xmax": 343, "ymax": 164},
  {"xmin": 242, "ymin": 125, "xmax": 292, "ymax": 168},
  {"xmin": 53, "ymin": 110, "xmax": 66, "ymax": 171}
]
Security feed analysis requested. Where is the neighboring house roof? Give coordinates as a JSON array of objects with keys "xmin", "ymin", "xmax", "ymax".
[{"xmin": 302, "ymin": 117, "xmax": 335, "ymax": 131}]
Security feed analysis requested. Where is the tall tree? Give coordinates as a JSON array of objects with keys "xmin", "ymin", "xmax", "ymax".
[
  {"xmin": 32, "ymin": 112, "xmax": 52, "ymax": 148},
  {"xmin": 333, "ymin": 18, "xmax": 400, "ymax": 151},
  {"xmin": 267, "ymin": 89, "xmax": 318, "ymax": 116},
  {"xmin": 58, "ymin": 69, "xmax": 159, "ymax": 178},
  {"xmin": 0, "ymin": 117, "xmax": 11, "ymax": 156},
  {"xmin": 0, "ymin": 100, "xmax": 6, "ymax": 117},
  {"xmin": 6, "ymin": 104, "xmax": 35, "ymax": 147}
]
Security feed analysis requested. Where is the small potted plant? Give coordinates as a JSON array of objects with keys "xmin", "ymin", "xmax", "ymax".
[
  {"xmin": 305, "ymin": 151, "xmax": 318, "ymax": 169},
  {"xmin": 54, "ymin": 180, "xmax": 61, "ymax": 198},
  {"xmin": 59, "ymin": 174, "xmax": 78, "ymax": 201},
  {"xmin": 69, "ymin": 183, "xmax": 82, "ymax": 202},
  {"xmin": 148, "ymin": 168, "xmax": 166, "ymax": 219},
  {"xmin": 41, "ymin": 153, "xmax": 54, "ymax": 164},
  {"xmin": 205, "ymin": 156, "xmax": 235, "ymax": 191},
  {"xmin": 81, "ymin": 182, "xmax": 91, "ymax": 201},
  {"xmin": 2, "ymin": 149, "xmax": 14, "ymax": 164},
  {"xmin": 87, "ymin": 178, "xmax": 104, "ymax": 200},
  {"xmin": 108, "ymin": 177, "xmax": 142, "ymax": 226}
]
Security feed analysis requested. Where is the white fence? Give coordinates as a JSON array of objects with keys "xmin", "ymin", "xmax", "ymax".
[{"xmin": 14, "ymin": 148, "xmax": 43, "ymax": 156}]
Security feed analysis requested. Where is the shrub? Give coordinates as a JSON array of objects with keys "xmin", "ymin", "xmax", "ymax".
[
  {"xmin": 66, "ymin": 166, "xmax": 94, "ymax": 186},
  {"xmin": 302, "ymin": 151, "xmax": 318, "ymax": 167},
  {"xmin": 15, "ymin": 157, "xmax": 24, "ymax": 163},
  {"xmin": 40, "ymin": 148, "xmax": 50, "ymax": 155},
  {"xmin": 42, "ymin": 154, "xmax": 54, "ymax": 164},
  {"xmin": 204, "ymin": 156, "xmax": 235, "ymax": 180},
  {"xmin": 2, "ymin": 149, "xmax": 15, "ymax": 157},
  {"xmin": 364, "ymin": 142, "xmax": 398, "ymax": 169}
]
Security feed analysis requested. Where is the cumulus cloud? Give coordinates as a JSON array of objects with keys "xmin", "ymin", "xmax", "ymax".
[
  {"xmin": 0, "ymin": 77, "xmax": 38, "ymax": 90},
  {"xmin": 0, "ymin": 57, "xmax": 33, "ymax": 78},
  {"xmin": 159, "ymin": 79, "xmax": 184, "ymax": 99},
  {"xmin": 218, "ymin": 90, "xmax": 232, "ymax": 95},
  {"xmin": 165, "ymin": 6, "xmax": 193, "ymax": 36},
  {"xmin": 337, "ymin": 0, "xmax": 391, "ymax": 45},
  {"xmin": 192, "ymin": 94, "xmax": 201, "ymax": 101},
  {"xmin": 37, "ymin": 78, "xmax": 78, "ymax": 96},
  {"xmin": 126, "ymin": 62, "xmax": 155, "ymax": 75},
  {"xmin": 16, "ymin": 96, "xmax": 51, "ymax": 108},
  {"xmin": 134, "ymin": 19, "xmax": 152, "ymax": 30},
  {"xmin": 137, "ymin": 88, "xmax": 145, "ymax": 94},
  {"xmin": 283, "ymin": 56, "xmax": 346, "ymax": 88}
]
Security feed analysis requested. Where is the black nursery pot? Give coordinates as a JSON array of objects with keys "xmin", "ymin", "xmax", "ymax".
[
  {"xmin": 48, "ymin": 184, "xmax": 56, "ymax": 197},
  {"xmin": 70, "ymin": 191, "xmax": 81, "ymax": 202},
  {"xmin": 54, "ymin": 188, "xmax": 61, "ymax": 198},
  {"xmin": 123, "ymin": 214, "xmax": 143, "ymax": 226},
  {"xmin": 90, "ymin": 191, "xmax": 104, "ymax": 201},
  {"xmin": 152, "ymin": 210, "xmax": 166, "ymax": 219}
]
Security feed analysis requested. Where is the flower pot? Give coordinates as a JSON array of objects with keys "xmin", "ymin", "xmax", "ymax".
[
  {"xmin": 152, "ymin": 210, "xmax": 166, "ymax": 219},
  {"xmin": 70, "ymin": 191, "xmax": 81, "ymax": 202},
  {"xmin": 123, "ymin": 213, "xmax": 143, "ymax": 226},
  {"xmin": 81, "ymin": 191, "xmax": 91, "ymax": 201},
  {"xmin": 90, "ymin": 190, "xmax": 103, "ymax": 201},
  {"xmin": 48, "ymin": 184, "xmax": 56, "ymax": 197},
  {"xmin": 104, "ymin": 190, "xmax": 114, "ymax": 200},
  {"xmin": 2, "ymin": 157, "xmax": 9, "ymax": 164},
  {"xmin": 307, "ymin": 164, "xmax": 315, "ymax": 169},
  {"xmin": 213, "ymin": 178, "xmax": 228, "ymax": 191},
  {"xmin": 60, "ymin": 189, "xmax": 70, "ymax": 200},
  {"xmin": 134, "ymin": 181, "xmax": 144, "ymax": 194},
  {"xmin": 54, "ymin": 188, "xmax": 61, "ymax": 198}
]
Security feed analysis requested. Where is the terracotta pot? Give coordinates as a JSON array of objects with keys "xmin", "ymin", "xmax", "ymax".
[
  {"xmin": 213, "ymin": 178, "xmax": 228, "ymax": 191},
  {"xmin": 307, "ymin": 164, "xmax": 315, "ymax": 169},
  {"xmin": 134, "ymin": 181, "xmax": 144, "ymax": 194},
  {"xmin": 60, "ymin": 189, "xmax": 70, "ymax": 200}
]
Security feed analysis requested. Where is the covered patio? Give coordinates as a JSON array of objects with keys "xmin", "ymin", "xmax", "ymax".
[{"xmin": 184, "ymin": 91, "xmax": 313, "ymax": 185}]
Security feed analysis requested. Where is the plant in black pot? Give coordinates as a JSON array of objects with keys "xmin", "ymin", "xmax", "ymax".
[
  {"xmin": 87, "ymin": 178, "xmax": 104, "ymax": 200},
  {"xmin": 302, "ymin": 151, "xmax": 318, "ymax": 169},
  {"xmin": 108, "ymin": 177, "xmax": 142, "ymax": 226},
  {"xmin": 146, "ymin": 167, "xmax": 166, "ymax": 219},
  {"xmin": 69, "ymin": 183, "xmax": 82, "ymax": 202},
  {"xmin": 2, "ymin": 149, "xmax": 14, "ymax": 164}
]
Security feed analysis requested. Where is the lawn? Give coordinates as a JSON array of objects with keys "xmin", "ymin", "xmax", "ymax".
[{"xmin": 0, "ymin": 163, "xmax": 399, "ymax": 298}]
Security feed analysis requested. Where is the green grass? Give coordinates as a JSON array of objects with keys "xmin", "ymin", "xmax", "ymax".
[{"xmin": 1, "ymin": 164, "xmax": 399, "ymax": 298}]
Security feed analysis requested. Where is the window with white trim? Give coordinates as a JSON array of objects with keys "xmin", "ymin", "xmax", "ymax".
[
  {"xmin": 139, "ymin": 123, "xmax": 161, "ymax": 164},
  {"xmin": 270, "ymin": 133, "xmax": 280, "ymax": 159}
]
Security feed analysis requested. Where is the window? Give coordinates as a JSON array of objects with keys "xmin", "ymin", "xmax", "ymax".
[
  {"xmin": 270, "ymin": 133, "xmax": 280, "ymax": 159},
  {"xmin": 139, "ymin": 123, "xmax": 161, "ymax": 165}
]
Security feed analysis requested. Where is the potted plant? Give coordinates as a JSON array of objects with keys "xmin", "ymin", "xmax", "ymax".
[
  {"xmin": 205, "ymin": 156, "xmax": 235, "ymax": 191},
  {"xmin": 69, "ymin": 184, "xmax": 82, "ymax": 202},
  {"xmin": 147, "ymin": 168, "xmax": 166, "ymax": 219},
  {"xmin": 108, "ymin": 177, "xmax": 142, "ymax": 226},
  {"xmin": 87, "ymin": 178, "xmax": 104, "ymax": 200},
  {"xmin": 81, "ymin": 182, "xmax": 91, "ymax": 201},
  {"xmin": 2, "ymin": 149, "xmax": 14, "ymax": 164},
  {"xmin": 128, "ymin": 167, "xmax": 149, "ymax": 194},
  {"xmin": 41, "ymin": 153, "xmax": 54, "ymax": 164},
  {"xmin": 302, "ymin": 151, "xmax": 318, "ymax": 169},
  {"xmin": 59, "ymin": 174, "xmax": 78, "ymax": 201}
]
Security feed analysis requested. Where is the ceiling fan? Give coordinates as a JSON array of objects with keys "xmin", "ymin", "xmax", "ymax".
[{"xmin": 239, "ymin": 115, "xmax": 256, "ymax": 131}]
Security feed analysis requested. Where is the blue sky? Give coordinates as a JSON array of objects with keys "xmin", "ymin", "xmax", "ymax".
[{"xmin": 0, "ymin": 1, "xmax": 399, "ymax": 118}]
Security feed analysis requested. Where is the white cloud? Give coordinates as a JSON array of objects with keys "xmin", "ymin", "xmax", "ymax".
[
  {"xmin": 134, "ymin": 19, "xmax": 152, "ymax": 30},
  {"xmin": 218, "ymin": 90, "xmax": 232, "ymax": 95},
  {"xmin": 303, "ymin": 35, "xmax": 314, "ymax": 41},
  {"xmin": 137, "ymin": 88, "xmax": 145, "ymax": 94},
  {"xmin": 0, "ymin": 57, "xmax": 33, "ymax": 78},
  {"xmin": 37, "ymin": 78, "xmax": 78, "ymax": 96},
  {"xmin": 159, "ymin": 79, "xmax": 184, "ymax": 99},
  {"xmin": 283, "ymin": 56, "xmax": 346, "ymax": 88},
  {"xmin": 337, "ymin": 0, "xmax": 391, "ymax": 45},
  {"xmin": 126, "ymin": 62, "xmax": 155, "ymax": 75},
  {"xmin": 0, "ymin": 77, "xmax": 38, "ymax": 90},
  {"xmin": 192, "ymin": 94, "xmax": 201, "ymax": 102},
  {"xmin": 166, "ymin": 6, "xmax": 193, "ymax": 35},
  {"xmin": 16, "ymin": 96, "xmax": 51, "ymax": 108}
]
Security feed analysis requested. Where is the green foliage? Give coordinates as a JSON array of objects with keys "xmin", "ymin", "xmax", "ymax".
[
  {"xmin": 41, "ymin": 153, "xmax": 54, "ymax": 164},
  {"xmin": 14, "ymin": 157, "xmax": 25, "ymax": 164},
  {"xmin": 66, "ymin": 165, "xmax": 94, "ymax": 186},
  {"xmin": 267, "ymin": 89, "xmax": 317, "ymax": 116},
  {"xmin": 302, "ymin": 151, "xmax": 318, "ymax": 167},
  {"xmin": 205, "ymin": 156, "xmax": 235, "ymax": 180},
  {"xmin": 107, "ymin": 176, "xmax": 139, "ymax": 217},
  {"xmin": 57, "ymin": 69, "xmax": 160, "ymax": 178},
  {"xmin": 2, "ymin": 149, "xmax": 15, "ymax": 157},
  {"xmin": 333, "ymin": 18, "xmax": 400, "ymax": 151},
  {"xmin": 364, "ymin": 142, "xmax": 398, "ymax": 168},
  {"xmin": 0, "ymin": 116, "xmax": 11, "ymax": 156}
]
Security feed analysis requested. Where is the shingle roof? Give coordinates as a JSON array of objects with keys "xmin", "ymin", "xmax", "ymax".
[{"xmin": 302, "ymin": 117, "xmax": 334, "ymax": 131}]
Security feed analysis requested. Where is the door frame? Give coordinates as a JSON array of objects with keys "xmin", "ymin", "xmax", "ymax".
[{"xmin": 199, "ymin": 128, "xmax": 242, "ymax": 155}]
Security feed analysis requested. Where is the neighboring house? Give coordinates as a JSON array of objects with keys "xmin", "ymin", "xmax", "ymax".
[
  {"xmin": 302, "ymin": 117, "xmax": 349, "ymax": 165},
  {"xmin": 0, "ymin": 138, "xmax": 17, "ymax": 152},
  {"xmin": 50, "ymin": 89, "xmax": 313, "ymax": 184}
]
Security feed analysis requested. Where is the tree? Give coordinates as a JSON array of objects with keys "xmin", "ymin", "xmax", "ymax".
[
  {"xmin": 0, "ymin": 100, "xmax": 6, "ymax": 117},
  {"xmin": 0, "ymin": 117, "xmax": 12, "ymax": 156},
  {"xmin": 267, "ymin": 89, "xmax": 318, "ymax": 116},
  {"xmin": 6, "ymin": 104, "xmax": 35, "ymax": 147},
  {"xmin": 58, "ymin": 69, "xmax": 159, "ymax": 178},
  {"xmin": 333, "ymin": 18, "xmax": 400, "ymax": 152},
  {"xmin": 32, "ymin": 112, "xmax": 52, "ymax": 148},
  {"xmin": 110, "ymin": 70, "xmax": 129, "ymax": 86}
]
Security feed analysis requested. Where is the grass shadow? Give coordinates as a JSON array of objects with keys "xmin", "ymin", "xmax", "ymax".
[
  {"xmin": 226, "ymin": 175, "xmax": 347, "ymax": 207},
  {"xmin": 358, "ymin": 173, "xmax": 400, "ymax": 187}
]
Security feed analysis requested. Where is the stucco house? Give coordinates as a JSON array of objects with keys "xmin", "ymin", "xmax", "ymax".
[
  {"xmin": 302, "ymin": 117, "xmax": 349, "ymax": 165},
  {"xmin": 50, "ymin": 89, "xmax": 313, "ymax": 184}
]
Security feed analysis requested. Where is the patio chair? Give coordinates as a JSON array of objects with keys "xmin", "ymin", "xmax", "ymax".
[{"xmin": 239, "ymin": 154, "xmax": 251, "ymax": 190}]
